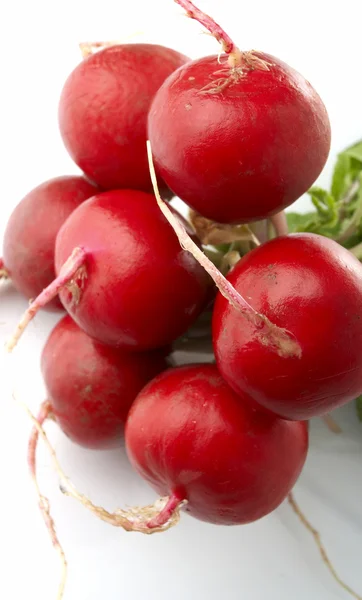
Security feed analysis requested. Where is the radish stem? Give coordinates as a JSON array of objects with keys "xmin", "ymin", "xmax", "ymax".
[
  {"xmin": 0, "ymin": 258, "xmax": 9, "ymax": 279},
  {"xmin": 26, "ymin": 401, "xmax": 184, "ymax": 534},
  {"xmin": 26, "ymin": 400, "xmax": 67, "ymax": 600},
  {"xmin": 174, "ymin": 0, "xmax": 242, "ymax": 67},
  {"xmin": 322, "ymin": 414, "xmax": 342, "ymax": 434},
  {"xmin": 288, "ymin": 493, "xmax": 361, "ymax": 600},
  {"xmin": 5, "ymin": 247, "xmax": 87, "ymax": 352},
  {"xmin": 270, "ymin": 211, "xmax": 289, "ymax": 237},
  {"xmin": 147, "ymin": 140, "xmax": 302, "ymax": 360}
]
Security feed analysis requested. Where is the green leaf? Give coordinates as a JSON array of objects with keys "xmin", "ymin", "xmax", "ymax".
[
  {"xmin": 331, "ymin": 153, "xmax": 352, "ymax": 201},
  {"xmin": 308, "ymin": 187, "xmax": 337, "ymax": 223},
  {"xmin": 286, "ymin": 212, "xmax": 316, "ymax": 232},
  {"xmin": 356, "ymin": 395, "xmax": 362, "ymax": 422},
  {"xmin": 344, "ymin": 140, "xmax": 362, "ymax": 164}
]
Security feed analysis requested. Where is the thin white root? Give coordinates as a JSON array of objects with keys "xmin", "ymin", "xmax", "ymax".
[
  {"xmin": 20, "ymin": 399, "xmax": 67, "ymax": 600},
  {"xmin": 5, "ymin": 247, "xmax": 86, "ymax": 353},
  {"xmin": 322, "ymin": 414, "xmax": 342, "ymax": 434},
  {"xmin": 146, "ymin": 140, "xmax": 302, "ymax": 361},
  {"xmin": 288, "ymin": 492, "xmax": 361, "ymax": 600},
  {"xmin": 23, "ymin": 400, "xmax": 184, "ymax": 534}
]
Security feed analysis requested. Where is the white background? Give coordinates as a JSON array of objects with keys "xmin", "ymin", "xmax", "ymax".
[{"xmin": 1, "ymin": 0, "xmax": 362, "ymax": 599}]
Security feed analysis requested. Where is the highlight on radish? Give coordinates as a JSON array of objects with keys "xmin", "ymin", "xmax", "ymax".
[
  {"xmin": 59, "ymin": 43, "xmax": 189, "ymax": 193},
  {"xmin": 1, "ymin": 175, "xmax": 99, "ymax": 308},
  {"xmin": 148, "ymin": 0, "xmax": 331, "ymax": 223}
]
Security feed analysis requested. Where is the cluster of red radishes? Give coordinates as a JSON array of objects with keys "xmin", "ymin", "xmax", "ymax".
[{"xmin": 3, "ymin": 1, "xmax": 362, "ymax": 598}]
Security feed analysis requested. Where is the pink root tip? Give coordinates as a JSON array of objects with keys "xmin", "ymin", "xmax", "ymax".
[
  {"xmin": 146, "ymin": 494, "xmax": 184, "ymax": 529},
  {"xmin": 5, "ymin": 246, "xmax": 87, "ymax": 352},
  {"xmin": 174, "ymin": 0, "xmax": 242, "ymax": 66}
]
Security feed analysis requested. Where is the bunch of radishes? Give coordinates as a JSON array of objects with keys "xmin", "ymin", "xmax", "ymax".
[{"xmin": 3, "ymin": 1, "xmax": 362, "ymax": 599}]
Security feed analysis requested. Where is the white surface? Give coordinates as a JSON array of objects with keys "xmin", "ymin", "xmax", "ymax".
[{"xmin": 1, "ymin": 0, "xmax": 362, "ymax": 599}]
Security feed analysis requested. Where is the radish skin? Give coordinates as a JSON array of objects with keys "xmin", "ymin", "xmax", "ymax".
[
  {"xmin": 148, "ymin": 0, "xmax": 331, "ymax": 223},
  {"xmin": 147, "ymin": 140, "xmax": 301, "ymax": 360},
  {"xmin": 6, "ymin": 189, "xmax": 210, "ymax": 352},
  {"xmin": 40, "ymin": 315, "xmax": 169, "ymax": 449},
  {"xmin": 6, "ymin": 247, "xmax": 86, "ymax": 352},
  {"xmin": 59, "ymin": 44, "xmax": 188, "ymax": 193},
  {"xmin": 1, "ymin": 176, "xmax": 98, "ymax": 308}
]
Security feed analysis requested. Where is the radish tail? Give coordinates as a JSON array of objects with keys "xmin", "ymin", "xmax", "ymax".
[
  {"xmin": 322, "ymin": 414, "xmax": 342, "ymax": 434},
  {"xmin": 270, "ymin": 211, "xmax": 289, "ymax": 237},
  {"xmin": 288, "ymin": 493, "xmax": 361, "ymax": 600},
  {"xmin": 0, "ymin": 258, "xmax": 9, "ymax": 279},
  {"xmin": 27, "ymin": 399, "xmax": 67, "ymax": 600},
  {"xmin": 174, "ymin": 0, "xmax": 242, "ymax": 67},
  {"xmin": 147, "ymin": 140, "xmax": 302, "ymax": 360},
  {"xmin": 146, "ymin": 493, "xmax": 185, "ymax": 529},
  {"xmin": 25, "ymin": 404, "xmax": 185, "ymax": 534},
  {"xmin": 6, "ymin": 246, "xmax": 87, "ymax": 352}
]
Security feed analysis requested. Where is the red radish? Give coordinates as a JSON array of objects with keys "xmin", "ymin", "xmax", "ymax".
[
  {"xmin": 1, "ymin": 176, "xmax": 99, "ymax": 309},
  {"xmin": 125, "ymin": 363, "xmax": 308, "ymax": 526},
  {"xmin": 213, "ymin": 233, "xmax": 362, "ymax": 420},
  {"xmin": 147, "ymin": 0, "xmax": 331, "ymax": 223},
  {"xmin": 40, "ymin": 315, "xmax": 169, "ymax": 449},
  {"xmin": 59, "ymin": 44, "xmax": 188, "ymax": 193},
  {"xmin": 146, "ymin": 146, "xmax": 362, "ymax": 424},
  {"xmin": 6, "ymin": 189, "xmax": 210, "ymax": 351},
  {"xmin": 27, "ymin": 366, "xmax": 359, "ymax": 600}
]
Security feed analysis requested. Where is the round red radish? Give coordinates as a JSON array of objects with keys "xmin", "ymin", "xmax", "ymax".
[
  {"xmin": 148, "ymin": 15, "xmax": 330, "ymax": 223},
  {"xmin": 126, "ymin": 363, "xmax": 308, "ymax": 525},
  {"xmin": 41, "ymin": 315, "xmax": 169, "ymax": 449},
  {"xmin": 59, "ymin": 44, "xmax": 188, "ymax": 193},
  {"xmin": 213, "ymin": 233, "xmax": 362, "ymax": 420},
  {"xmin": 2, "ymin": 176, "xmax": 99, "ymax": 309},
  {"xmin": 53, "ymin": 189, "xmax": 210, "ymax": 350}
]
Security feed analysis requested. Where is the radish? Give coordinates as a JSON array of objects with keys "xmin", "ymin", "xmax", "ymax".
[
  {"xmin": 145, "ymin": 142, "xmax": 362, "ymax": 422},
  {"xmin": 147, "ymin": 0, "xmax": 331, "ymax": 223},
  {"xmin": 39, "ymin": 315, "xmax": 169, "ymax": 449},
  {"xmin": 212, "ymin": 233, "xmax": 362, "ymax": 420},
  {"xmin": 27, "ymin": 364, "xmax": 359, "ymax": 600},
  {"xmin": 59, "ymin": 43, "xmax": 188, "ymax": 193},
  {"xmin": 1, "ymin": 176, "xmax": 98, "ymax": 308},
  {"xmin": 125, "ymin": 363, "xmax": 308, "ymax": 525},
  {"xmin": 7, "ymin": 189, "xmax": 210, "ymax": 351}
]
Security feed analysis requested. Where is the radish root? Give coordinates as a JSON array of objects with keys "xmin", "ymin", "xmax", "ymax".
[
  {"xmin": 0, "ymin": 258, "xmax": 9, "ymax": 279},
  {"xmin": 174, "ymin": 0, "xmax": 241, "ymax": 67},
  {"xmin": 174, "ymin": 0, "xmax": 270, "ymax": 76},
  {"xmin": 270, "ymin": 211, "xmax": 289, "ymax": 237},
  {"xmin": 189, "ymin": 209, "xmax": 260, "ymax": 247},
  {"xmin": 147, "ymin": 140, "xmax": 302, "ymax": 360},
  {"xmin": 25, "ymin": 399, "xmax": 67, "ymax": 600},
  {"xmin": 5, "ymin": 246, "xmax": 87, "ymax": 352},
  {"xmin": 288, "ymin": 492, "xmax": 361, "ymax": 600},
  {"xmin": 79, "ymin": 32, "xmax": 145, "ymax": 58},
  {"xmin": 80, "ymin": 41, "xmax": 122, "ymax": 59},
  {"xmin": 322, "ymin": 414, "xmax": 342, "ymax": 434},
  {"xmin": 27, "ymin": 401, "xmax": 185, "ymax": 534}
]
